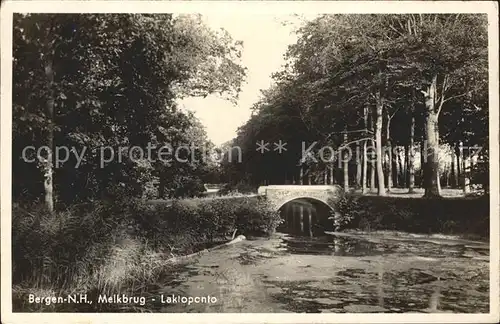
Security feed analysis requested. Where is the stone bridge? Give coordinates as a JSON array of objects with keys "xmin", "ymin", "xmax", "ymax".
[{"xmin": 257, "ymin": 185, "xmax": 344, "ymax": 211}]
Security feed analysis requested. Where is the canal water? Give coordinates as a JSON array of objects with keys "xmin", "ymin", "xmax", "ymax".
[{"xmin": 140, "ymin": 198, "xmax": 490, "ymax": 313}]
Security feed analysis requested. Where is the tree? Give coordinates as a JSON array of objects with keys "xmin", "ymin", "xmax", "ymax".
[
  {"xmin": 374, "ymin": 90, "xmax": 386, "ymax": 196},
  {"xmin": 383, "ymin": 14, "xmax": 488, "ymax": 197},
  {"xmin": 218, "ymin": 14, "xmax": 488, "ymax": 198},
  {"xmin": 408, "ymin": 98, "xmax": 416, "ymax": 193},
  {"xmin": 13, "ymin": 14, "xmax": 246, "ymax": 208}
]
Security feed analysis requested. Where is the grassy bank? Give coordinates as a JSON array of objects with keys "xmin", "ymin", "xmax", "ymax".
[
  {"xmin": 12, "ymin": 196, "xmax": 281, "ymax": 312},
  {"xmin": 337, "ymin": 194, "xmax": 490, "ymax": 240}
]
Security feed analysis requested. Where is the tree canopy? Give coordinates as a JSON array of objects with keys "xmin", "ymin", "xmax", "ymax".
[
  {"xmin": 223, "ymin": 14, "xmax": 488, "ymax": 196},
  {"xmin": 13, "ymin": 13, "xmax": 246, "ymax": 206}
]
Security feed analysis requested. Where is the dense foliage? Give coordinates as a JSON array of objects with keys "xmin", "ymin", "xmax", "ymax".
[
  {"xmin": 13, "ymin": 13, "xmax": 246, "ymax": 207},
  {"xmin": 11, "ymin": 13, "xmax": 256, "ymax": 311},
  {"xmin": 222, "ymin": 14, "xmax": 489, "ymax": 197},
  {"xmin": 341, "ymin": 194, "xmax": 489, "ymax": 239},
  {"xmin": 12, "ymin": 196, "xmax": 280, "ymax": 311}
]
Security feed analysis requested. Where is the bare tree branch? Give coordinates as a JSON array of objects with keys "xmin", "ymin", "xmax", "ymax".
[
  {"xmin": 387, "ymin": 23, "xmax": 405, "ymax": 37},
  {"xmin": 442, "ymin": 91, "xmax": 470, "ymax": 104},
  {"xmin": 437, "ymin": 90, "xmax": 469, "ymax": 116}
]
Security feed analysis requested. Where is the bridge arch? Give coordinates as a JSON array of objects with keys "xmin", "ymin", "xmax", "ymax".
[
  {"xmin": 276, "ymin": 196, "xmax": 334, "ymax": 212},
  {"xmin": 258, "ymin": 185, "xmax": 344, "ymax": 212}
]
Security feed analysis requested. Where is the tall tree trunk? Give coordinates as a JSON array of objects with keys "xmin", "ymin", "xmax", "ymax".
[
  {"xmin": 368, "ymin": 106, "xmax": 376, "ymax": 192},
  {"xmin": 362, "ymin": 106, "xmax": 369, "ymax": 194},
  {"xmin": 420, "ymin": 141, "xmax": 425, "ymax": 187},
  {"xmin": 343, "ymin": 130, "xmax": 349, "ymax": 192},
  {"xmin": 398, "ymin": 147, "xmax": 405, "ymax": 187},
  {"xmin": 362, "ymin": 139, "xmax": 368, "ymax": 194},
  {"xmin": 300, "ymin": 164, "xmax": 304, "ymax": 185},
  {"xmin": 395, "ymin": 148, "xmax": 400, "ymax": 187},
  {"xmin": 375, "ymin": 91, "xmax": 386, "ymax": 196},
  {"xmin": 330, "ymin": 164, "xmax": 335, "ymax": 185},
  {"xmin": 370, "ymin": 162, "xmax": 376, "ymax": 190},
  {"xmin": 408, "ymin": 106, "xmax": 416, "ymax": 192},
  {"xmin": 424, "ymin": 112, "xmax": 441, "ymax": 197},
  {"xmin": 422, "ymin": 75, "xmax": 441, "ymax": 198},
  {"xmin": 471, "ymin": 154, "xmax": 478, "ymax": 181},
  {"xmin": 369, "ymin": 161, "xmax": 376, "ymax": 192},
  {"xmin": 404, "ymin": 145, "xmax": 409, "ymax": 188},
  {"xmin": 419, "ymin": 110, "xmax": 428, "ymax": 189},
  {"xmin": 386, "ymin": 114, "xmax": 393, "ymax": 192},
  {"xmin": 356, "ymin": 141, "xmax": 362, "ymax": 188},
  {"xmin": 445, "ymin": 162, "xmax": 450, "ymax": 188},
  {"xmin": 460, "ymin": 142, "xmax": 471, "ymax": 193},
  {"xmin": 463, "ymin": 157, "xmax": 471, "ymax": 193},
  {"xmin": 42, "ymin": 56, "xmax": 55, "ymax": 213},
  {"xmin": 436, "ymin": 118, "xmax": 442, "ymax": 193},
  {"xmin": 451, "ymin": 155, "xmax": 456, "ymax": 188}
]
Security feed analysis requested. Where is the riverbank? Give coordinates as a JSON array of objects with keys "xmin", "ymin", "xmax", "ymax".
[
  {"xmin": 339, "ymin": 193, "xmax": 489, "ymax": 241},
  {"xmin": 11, "ymin": 197, "xmax": 280, "ymax": 312},
  {"xmin": 11, "ymin": 190, "xmax": 490, "ymax": 311}
]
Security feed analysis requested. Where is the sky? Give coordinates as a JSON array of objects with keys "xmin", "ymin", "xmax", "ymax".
[{"xmin": 178, "ymin": 14, "xmax": 304, "ymax": 146}]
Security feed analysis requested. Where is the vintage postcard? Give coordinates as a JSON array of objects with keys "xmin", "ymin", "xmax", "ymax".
[{"xmin": 1, "ymin": 1, "xmax": 499, "ymax": 323}]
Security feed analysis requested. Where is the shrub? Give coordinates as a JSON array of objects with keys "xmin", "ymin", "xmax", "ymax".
[
  {"xmin": 12, "ymin": 195, "xmax": 281, "ymax": 311},
  {"xmin": 12, "ymin": 200, "xmax": 133, "ymax": 312},
  {"xmin": 137, "ymin": 196, "xmax": 281, "ymax": 240},
  {"xmin": 218, "ymin": 182, "xmax": 257, "ymax": 196},
  {"xmin": 142, "ymin": 180, "xmax": 158, "ymax": 200},
  {"xmin": 167, "ymin": 176, "xmax": 207, "ymax": 198},
  {"xmin": 234, "ymin": 199, "xmax": 282, "ymax": 236},
  {"xmin": 333, "ymin": 195, "xmax": 363, "ymax": 230},
  {"xmin": 339, "ymin": 194, "xmax": 489, "ymax": 238}
]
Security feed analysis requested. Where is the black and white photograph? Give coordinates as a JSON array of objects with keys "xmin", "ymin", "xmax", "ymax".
[{"xmin": 1, "ymin": 1, "xmax": 499, "ymax": 323}]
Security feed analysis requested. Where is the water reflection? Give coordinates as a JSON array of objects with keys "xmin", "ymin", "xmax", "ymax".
[
  {"xmin": 377, "ymin": 263, "xmax": 384, "ymax": 308},
  {"xmin": 144, "ymin": 219, "xmax": 486, "ymax": 313},
  {"xmin": 278, "ymin": 199, "xmax": 385, "ymax": 257},
  {"xmin": 280, "ymin": 235, "xmax": 385, "ymax": 257},
  {"xmin": 428, "ymin": 281, "xmax": 442, "ymax": 312},
  {"xmin": 279, "ymin": 198, "xmax": 332, "ymax": 237}
]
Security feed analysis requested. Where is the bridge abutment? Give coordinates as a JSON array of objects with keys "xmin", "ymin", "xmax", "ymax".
[{"xmin": 257, "ymin": 185, "xmax": 344, "ymax": 211}]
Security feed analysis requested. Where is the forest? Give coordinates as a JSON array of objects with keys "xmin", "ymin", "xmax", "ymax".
[
  {"xmin": 221, "ymin": 14, "xmax": 489, "ymax": 198},
  {"xmin": 11, "ymin": 13, "xmax": 254, "ymax": 311},
  {"xmin": 13, "ymin": 14, "xmax": 490, "ymax": 208},
  {"xmin": 13, "ymin": 13, "xmax": 245, "ymax": 209}
]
